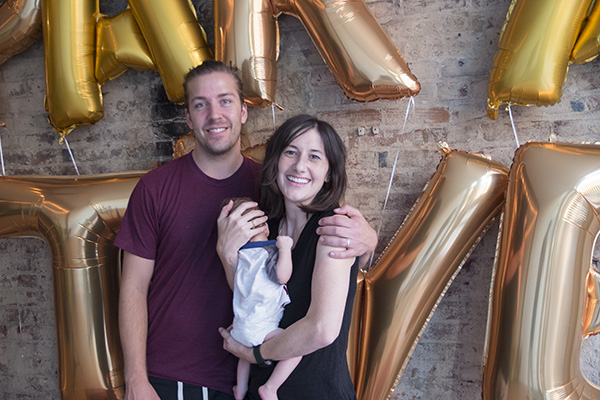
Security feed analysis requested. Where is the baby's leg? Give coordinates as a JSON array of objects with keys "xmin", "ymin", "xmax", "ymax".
[
  {"xmin": 258, "ymin": 329, "xmax": 302, "ymax": 400},
  {"xmin": 234, "ymin": 359, "xmax": 250, "ymax": 400},
  {"xmin": 258, "ymin": 357, "xmax": 302, "ymax": 400}
]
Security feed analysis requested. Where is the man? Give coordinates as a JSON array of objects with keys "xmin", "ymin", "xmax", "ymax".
[{"xmin": 115, "ymin": 61, "xmax": 376, "ymax": 400}]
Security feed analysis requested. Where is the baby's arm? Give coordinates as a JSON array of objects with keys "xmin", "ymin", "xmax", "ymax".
[{"xmin": 275, "ymin": 236, "xmax": 293, "ymax": 284}]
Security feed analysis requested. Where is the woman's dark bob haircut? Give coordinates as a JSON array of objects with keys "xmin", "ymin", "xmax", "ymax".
[{"xmin": 260, "ymin": 114, "xmax": 347, "ymax": 219}]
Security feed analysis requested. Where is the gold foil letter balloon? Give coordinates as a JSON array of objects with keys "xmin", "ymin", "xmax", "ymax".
[
  {"xmin": 214, "ymin": 0, "xmax": 279, "ymax": 108},
  {"xmin": 128, "ymin": 0, "xmax": 213, "ymax": 103},
  {"xmin": 95, "ymin": 8, "xmax": 157, "ymax": 84},
  {"xmin": 215, "ymin": 0, "xmax": 420, "ymax": 107},
  {"xmin": 487, "ymin": 0, "xmax": 592, "ymax": 119},
  {"xmin": 351, "ymin": 148, "xmax": 509, "ymax": 400},
  {"xmin": 0, "ymin": 173, "xmax": 144, "ymax": 400},
  {"xmin": 571, "ymin": 0, "xmax": 600, "ymax": 64},
  {"xmin": 483, "ymin": 142, "xmax": 600, "ymax": 400},
  {"xmin": 43, "ymin": 0, "xmax": 103, "ymax": 136},
  {"xmin": 0, "ymin": 0, "xmax": 42, "ymax": 65}
]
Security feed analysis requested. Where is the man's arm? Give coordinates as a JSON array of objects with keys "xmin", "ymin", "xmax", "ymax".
[
  {"xmin": 119, "ymin": 251, "xmax": 160, "ymax": 400},
  {"xmin": 316, "ymin": 204, "xmax": 377, "ymax": 269}
]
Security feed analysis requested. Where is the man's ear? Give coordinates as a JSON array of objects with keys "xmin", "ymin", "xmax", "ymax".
[
  {"xmin": 185, "ymin": 108, "xmax": 193, "ymax": 129},
  {"xmin": 241, "ymin": 102, "xmax": 248, "ymax": 124}
]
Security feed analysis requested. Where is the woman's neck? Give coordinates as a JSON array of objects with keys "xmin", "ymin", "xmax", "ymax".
[{"xmin": 280, "ymin": 206, "xmax": 310, "ymax": 244}]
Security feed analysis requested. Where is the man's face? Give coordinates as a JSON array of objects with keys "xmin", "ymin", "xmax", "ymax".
[{"xmin": 185, "ymin": 71, "xmax": 248, "ymax": 158}]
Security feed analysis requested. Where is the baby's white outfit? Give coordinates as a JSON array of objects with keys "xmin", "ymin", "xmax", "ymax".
[{"xmin": 230, "ymin": 240, "xmax": 291, "ymax": 347}]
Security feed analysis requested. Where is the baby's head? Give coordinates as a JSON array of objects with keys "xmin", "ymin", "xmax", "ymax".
[{"xmin": 223, "ymin": 197, "xmax": 269, "ymax": 242}]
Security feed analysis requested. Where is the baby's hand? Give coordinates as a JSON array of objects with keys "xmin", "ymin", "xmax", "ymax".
[{"xmin": 276, "ymin": 235, "xmax": 293, "ymax": 251}]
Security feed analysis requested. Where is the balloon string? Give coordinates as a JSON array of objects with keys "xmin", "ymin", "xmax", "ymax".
[
  {"xmin": 62, "ymin": 136, "xmax": 80, "ymax": 175},
  {"xmin": 368, "ymin": 96, "xmax": 415, "ymax": 270},
  {"xmin": 0, "ymin": 126, "xmax": 5, "ymax": 176},
  {"xmin": 507, "ymin": 105, "xmax": 520, "ymax": 147},
  {"xmin": 272, "ymin": 103, "xmax": 276, "ymax": 131}
]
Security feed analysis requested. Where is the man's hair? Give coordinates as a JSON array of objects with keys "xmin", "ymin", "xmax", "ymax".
[
  {"xmin": 183, "ymin": 61, "xmax": 244, "ymax": 109},
  {"xmin": 260, "ymin": 114, "xmax": 347, "ymax": 220}
]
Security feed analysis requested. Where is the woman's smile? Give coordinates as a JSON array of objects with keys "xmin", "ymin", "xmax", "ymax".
[{"xmin": 286, "ymin": 175, "xmax": 310, "ymax": 184}]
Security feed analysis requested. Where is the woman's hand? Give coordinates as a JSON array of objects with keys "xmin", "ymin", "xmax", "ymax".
[
  {"xmin": 217, "ymin": 200, "xmax": 268, "ymax": 288},
  {"xmin": 218, "ymin": 326, "xmax": 255, "ymax": 363},
  {"xmin": 316, "ymin": 204, "xmax": 377, "ymax": 267}
]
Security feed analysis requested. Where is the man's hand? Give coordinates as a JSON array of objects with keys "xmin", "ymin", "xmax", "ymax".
[
  {"xmin": 217, "ymin": 200, "xmax": 268, "ymax": 288},
  {"xmin": 217, "ymin": 200, "xmax": 267, "ymax": 254},
  {"xmin": 124, "ymin": 376, "xmax": 160, "ymax": 400},
  {"xmin": 316, "ymin": 204, "xmax": 377, "ymax": 268}
]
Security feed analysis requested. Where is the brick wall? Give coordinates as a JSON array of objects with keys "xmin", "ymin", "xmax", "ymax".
[{"xmin": 1, "ymin": 0, "xmax": 599, "ymax": 399}]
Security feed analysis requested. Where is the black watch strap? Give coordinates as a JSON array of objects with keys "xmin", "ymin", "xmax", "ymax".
[{"xmin": 253, "ymin": 345, "xmax": 273, "ymax": 367}]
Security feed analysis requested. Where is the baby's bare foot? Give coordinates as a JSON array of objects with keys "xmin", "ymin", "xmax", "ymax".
[
  {"xmin": 258, "ymin": 385, "xmax": 278, "ymax": 400},
  {"xmin": 233, "ymin": 385, "xmax": 247, "ymax": 400}
]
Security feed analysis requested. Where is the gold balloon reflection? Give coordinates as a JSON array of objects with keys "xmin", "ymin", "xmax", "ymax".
[
  {"xmin": 487, "ymin": 0, "xmax": 592, "ymax": 119},
  {"xmin": 483, "ymin": 142, "xmax": 600, "ymax": 400},
  {"xmin": 215, "ymin": 0, "xmax": 420, "ymax": 107},
  {"xmin": 0, "ymin": 173, "xmax": 144, "ymax": 400},
  {"xmin": 352, "ymin": 148, "xmax": 509, "ymax": 400}
]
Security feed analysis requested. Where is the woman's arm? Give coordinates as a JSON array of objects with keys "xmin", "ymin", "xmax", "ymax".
[{"xmin": 220, "ymin": 242, "xmax": 355, "ymax": 362}]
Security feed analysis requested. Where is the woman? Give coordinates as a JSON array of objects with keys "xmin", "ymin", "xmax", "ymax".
[{"xmin": 218, "ymin": 114, "xmax": 359, "ymax": 399}]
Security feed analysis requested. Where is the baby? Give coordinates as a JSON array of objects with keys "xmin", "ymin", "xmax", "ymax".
[{"xmin": 223, "ymin": 198, "xmax": 301, "ymax": 400}]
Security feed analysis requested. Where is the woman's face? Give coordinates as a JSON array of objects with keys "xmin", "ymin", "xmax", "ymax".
[{"xmin": 276, "ymin": 128, "xmax": 330, "ymax": 209}]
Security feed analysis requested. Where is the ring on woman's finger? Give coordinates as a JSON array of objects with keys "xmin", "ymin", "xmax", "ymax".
[
  {"xmin": 251, "ymin": 220, "xmax": 255, "ymax": 229},
  {"xmin": 346, "ymin": 238, "xmax": 350, "ymax": 249}
]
